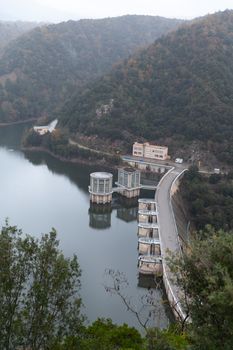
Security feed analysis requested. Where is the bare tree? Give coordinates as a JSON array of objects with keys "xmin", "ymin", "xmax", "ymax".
[{"xmin": 104, "ymin": 269, "xmax": 168, "ymax": 332}]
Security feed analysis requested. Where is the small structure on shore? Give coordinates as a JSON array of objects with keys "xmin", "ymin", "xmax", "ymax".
[
  {"xmin": 89, "ymin": 172, "xmax": 113, "ymax": 204},
  {"xmin": 33, "ymin": 119, "xmax": 58, "ymax": 135}
]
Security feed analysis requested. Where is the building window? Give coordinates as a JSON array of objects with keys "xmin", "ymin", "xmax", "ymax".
[
  {"xmin": 105, "ymin": 182, "xmax": 110, "ymax": 193},
  {"xmin": 99, "ymin": 180, "xmax": 104, "ymax": 192},
  {"xmin": 124, "ymin": 173, "xmax": 128, "ymax": 187},
  {"xmin": 93, "ymin": 179, "xmax": 98, "ymax": 192}
]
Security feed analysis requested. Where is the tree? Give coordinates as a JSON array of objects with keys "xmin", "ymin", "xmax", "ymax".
[
  {"xmin": 0, "ymin": 222, "xmax": 83, "ymax": 350},
  {"xmin": 170, "ymin": 227, "xmax": 233, "ymax": 350},
  {"xmin": 79, "ymin": 318, "xmax": 143, "ymax": 350},
  {"xmin": 104, "ymin": 269, "xmax": 166, "ymax": 332},
  {"xmin": 103, "ymin": 270, "xmax": 190, "ymax": 350},
  {"xmin": 146, "ymin": 326, "xmax": 189, "ymax": 350}
]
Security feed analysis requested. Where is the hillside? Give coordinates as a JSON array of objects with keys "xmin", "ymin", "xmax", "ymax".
[
  {"xmin": 59, "ymin": 10, "xmax": 233, "ymax": 164},
  {"xmin": 0, "ymin": 21, "xmax": 40, "ymax": 54},
  {"xmin": 0, "ymin": 15, "xmax": 183, "ymax": 123}
]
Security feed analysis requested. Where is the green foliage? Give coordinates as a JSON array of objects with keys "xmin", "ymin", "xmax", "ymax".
[
  {"xmin": 48, "ymin": 318, "xmax": 144, "ymax": 350},
  {"xmin": 0, "ymin": 16, "xmax": 182, "ymax": 123},
  {"xmin": 180, "ymin": 167, "xmax": 233, "ymax": 231},
  {"xmin": 146, "ymin": 326, "xmax": 189, "ymax": 350},
  {"xmin": 172, "ymin": 228, "xmax": 233, "ymax": 350},
  {"xmin": 80, "ymin": 318, "xmax": 143, "ymax": 350},
  {"xmin": 0, "ymin": 222, "xmax": 83, "ymax": 350},
  {"xmin": 24, "ymin": 128, "xmax": 122, "ymax": 165},
  {"xmin": 53, "ymin": 319, "xmax": 190, "ymax": 350},
  {"xmin": 59, "ymin": 10, "xmax": 233, "ymax": 164}
]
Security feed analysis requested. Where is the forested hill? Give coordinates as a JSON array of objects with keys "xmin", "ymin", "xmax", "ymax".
[
  {"xmin": 0, "ymin": 21, "xmax": 39, "ymax": 53},
  {"xmin": 59, "ymin": 10, "xmax": 233, "ymax": 164},
  {"xmin": 0, "ymin": 15, "xmax": 183, "ymax": 123}
]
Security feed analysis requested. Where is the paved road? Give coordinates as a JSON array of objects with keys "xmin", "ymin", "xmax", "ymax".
[
  {"xmin": 122, "ymin": 155, "xmax": 172, "ymax": 168},
  {"xmin": 155, "ymin": 166, "xmax": 187, "ymax": 320}
]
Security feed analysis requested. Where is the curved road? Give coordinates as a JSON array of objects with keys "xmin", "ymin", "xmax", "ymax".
[{"xmin": 155, "ymin": 165, "xmax": 187, "ymax": 321}]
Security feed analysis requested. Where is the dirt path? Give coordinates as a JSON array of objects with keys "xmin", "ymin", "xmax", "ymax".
[{"xmin": 68, "ymin": 138, "xmax": 113, "ymax": 156}]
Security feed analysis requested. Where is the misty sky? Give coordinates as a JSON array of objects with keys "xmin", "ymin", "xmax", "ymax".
[{"xmin": 0, "ymin": 0, "xmax": 233, "ymax": 23}]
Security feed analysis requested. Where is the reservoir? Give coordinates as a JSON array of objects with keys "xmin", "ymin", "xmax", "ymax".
[{"xmin": 0, "ymin": 123, "xmax": 170, "ymax": 331}]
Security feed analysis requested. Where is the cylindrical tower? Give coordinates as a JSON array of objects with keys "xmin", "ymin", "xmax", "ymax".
[{"xmin": 89, "ymin": 172, "xmax": 113, "ymax": 204}]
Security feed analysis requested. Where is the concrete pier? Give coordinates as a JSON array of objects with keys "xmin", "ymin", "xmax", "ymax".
[{"xmin": 137, "ymin": 199, "xmax": 162, "ymax": 276}]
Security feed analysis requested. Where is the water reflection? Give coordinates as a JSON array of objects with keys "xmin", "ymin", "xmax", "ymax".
[
  {"xmin": 88, "ymin": 197, "xmax": 139, "ymax": 229},
  {"xmin": 137, "ymin": 274, "xmax": 175, "ymax": 327},
  {"xmin": 24, "ymin": 151, "xmax": 109, "ymax": 193},
  {"xmin": 89, "ymin": 203, "xmax": 112, "ymax": 229},
  {"xmin": 117, "ymin": 196, "xmax": 138, "ymax": 207},
  {"xmin": 0, "ymin": 122, "xmax": 33, "ymax": 149},
  {"xmin": 117, "ymin": 206, "xmax": 138, "ymax": 223},
  {"xmin": 0, "ymin": 123, "xmax": 171, "ymax": 330},
  {"xmin": 138, "ymin": 273, "xmax": 162, "ymax": 289}
]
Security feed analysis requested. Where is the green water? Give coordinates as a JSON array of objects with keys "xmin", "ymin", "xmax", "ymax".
[{"xmin": 0, "ymin": 123, "xmax": 170, "ymax": 330}]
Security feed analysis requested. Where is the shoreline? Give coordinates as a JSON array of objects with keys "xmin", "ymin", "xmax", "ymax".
[
  {"xmin": 21, "ymin": 146, "xmax": 120, "ymax": 169},
  {"xmin": 0, "ymin": 118, "xmax": 37, "ymax": 127}
]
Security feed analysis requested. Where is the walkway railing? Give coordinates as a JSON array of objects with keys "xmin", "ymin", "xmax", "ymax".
[{"xmin": 155, "ymin": 167, "xmax": 188, "ymax": 322}]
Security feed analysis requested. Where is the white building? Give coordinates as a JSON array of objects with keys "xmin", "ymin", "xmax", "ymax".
[
  {"xmin": 132, "ymin": 142, "xmax": 168, "ymax": 160},
  {"xmin": 33, "ymin": 119, "xmax": 58, "ymax": 135}
]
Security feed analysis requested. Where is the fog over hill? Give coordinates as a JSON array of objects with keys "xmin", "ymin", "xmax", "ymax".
[{"xmin": 0, "ymin": 21, "xmax": 40, "ymax": 53}]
